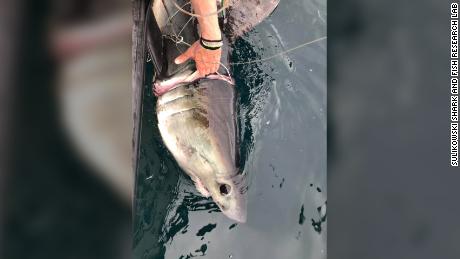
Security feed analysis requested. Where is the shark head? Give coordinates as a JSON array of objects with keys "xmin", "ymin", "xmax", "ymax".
[{"xmin": 203, "ymin": 173, "xmax": 247, "ymax": 222}]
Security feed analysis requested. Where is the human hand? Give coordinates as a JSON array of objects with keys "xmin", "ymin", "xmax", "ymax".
[{"xmin": 174, "ymin": 40, "xmax": 222, "ymax": 77}]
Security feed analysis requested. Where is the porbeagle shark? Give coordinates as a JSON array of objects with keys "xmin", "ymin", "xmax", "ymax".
[{"xmin": 136, "ymin": 0, "xmax": 279, "ymax": 222}]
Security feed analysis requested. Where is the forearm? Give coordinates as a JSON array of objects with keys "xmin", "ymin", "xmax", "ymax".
[
  {"xmin": 175, "ymin": 0, "xmax": 222, "ymax": 76},
  {"xmin": 191, "ymin": 0, "xmax": 221, "ymax": 40}
]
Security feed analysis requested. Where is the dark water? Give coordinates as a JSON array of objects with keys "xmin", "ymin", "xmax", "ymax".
[{"xmin": 133, "ymin": 0, "xmax": 326, "ymax": 258}]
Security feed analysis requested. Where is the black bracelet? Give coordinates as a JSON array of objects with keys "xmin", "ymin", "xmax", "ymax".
[
  {"xmin": 200, "ymin": 37, "xmax": 223, "ymax": 50},
  {"xmin": 200, "ymin": 36, "xmax": 223, "ymax": 43},
  {"xmin": 200, "ymin": 41, "xmax": 221, "ymax": 50}
]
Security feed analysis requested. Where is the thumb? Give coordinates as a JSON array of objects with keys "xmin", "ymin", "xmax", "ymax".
[{"xmin": 175, "ymin": 48, "xmax": 192, "ymax": 64}]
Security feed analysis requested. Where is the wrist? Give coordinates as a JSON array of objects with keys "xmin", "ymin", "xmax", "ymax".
[
  {"xmin": 200, "ymin": 26, "xmax": 221, "ymax": 40},
  {"xmin": 200, "ymin": 36, "xmax": 223, "ymax": 50}
]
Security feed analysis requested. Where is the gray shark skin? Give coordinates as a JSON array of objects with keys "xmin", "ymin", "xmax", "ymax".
[
  {"xmin": 144, "ymin": 0, "xmax": 278, "ymax": 222},
  {"xmin": 225, "ymin": 0, "xmax": 281, "ymax": 40},
  {"xmin": 156, "ymin": 77, "xmax": 246, "ymax": 222}
]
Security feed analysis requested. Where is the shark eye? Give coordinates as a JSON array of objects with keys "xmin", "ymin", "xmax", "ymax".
[{"xmin": 219, "ymin": 183, "xmax": 231, "ymax": 196}]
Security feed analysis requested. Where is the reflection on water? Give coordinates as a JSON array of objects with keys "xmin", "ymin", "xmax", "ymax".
[{"xmin": 133, "ymin": 0, "xmax": 326, "ymax": 258}]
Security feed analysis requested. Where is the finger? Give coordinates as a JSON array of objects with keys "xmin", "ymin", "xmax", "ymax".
[
  {"xmin": 200, "ymin": 69, "xmax": 207, "ymax": 77},
  {"xmin": 175, "ymin": 48, "xmax": 192, "ymax": 64},
  {"xmin": 196, "ymin": 64, "xmax": 206, "ymax": 77},
  {"xmin": 207, "ymin": 64, "xmax": 216, "ymax": 74},
  {"xmin": 185, "ymin": 71, "xmax": 199, "ymax": 82},
  {"xmin": 212, "ymin": 64, "xmax": 219, "ymax": 73}
]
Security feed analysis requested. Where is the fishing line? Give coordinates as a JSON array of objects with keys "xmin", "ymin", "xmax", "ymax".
[
  {"xmin": 169, "ymin": 0, "xmax": 231, "ymax": 18},
  {"xmin": 190, "ymin": 36, "xmax": 327, "ymax": 66},
  {"xmin": 178, "ymin": 16, "xmax": 195, "ymax": 36},
  {"xmin": 161, "ymin": 1, "xmax": 326, "ymax": 69},
  {"xmin": 228, "ymin": 36, "xmax": 327, "ymax": 65},
  {"xmin": 162, "ymin": 1, "xmax": 194, "ymax": 49},
  {"xmin": 166, "ymin": 1, "xmax": 192, "ymax": 24}
]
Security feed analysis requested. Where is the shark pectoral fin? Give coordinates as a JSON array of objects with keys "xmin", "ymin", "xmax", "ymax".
[
  {"xmin": 193, "ymin": 177, "xmax": 211, "ymax": 197},
  {"xmin": 224, "ymin": 0, "xmax": 280, "ymax": 40}
]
